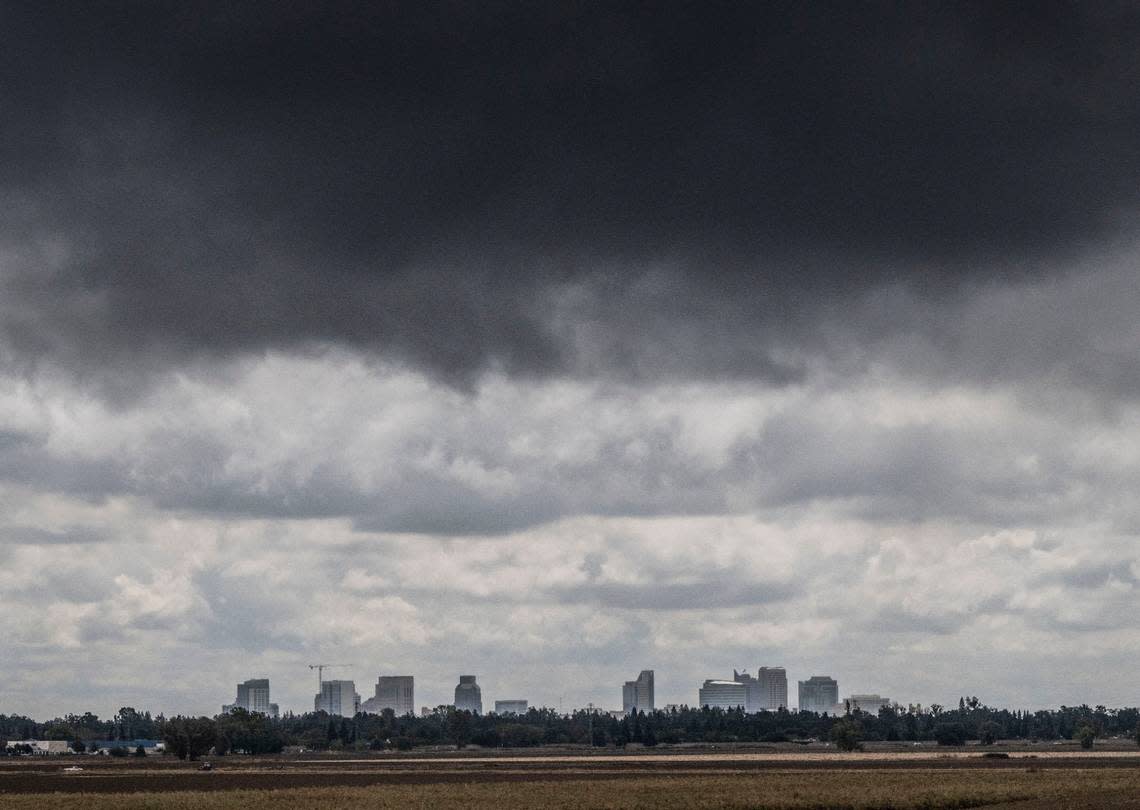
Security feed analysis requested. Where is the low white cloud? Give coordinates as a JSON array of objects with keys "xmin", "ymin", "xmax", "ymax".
[{"xmin": 3, "ymin": 320, "xmax": 1140, "ymax": 717}]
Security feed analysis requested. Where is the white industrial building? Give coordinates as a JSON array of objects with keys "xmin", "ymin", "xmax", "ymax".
[{"xmin": 4, "ymin": 740, "xmax": 71, "ymax": 755}]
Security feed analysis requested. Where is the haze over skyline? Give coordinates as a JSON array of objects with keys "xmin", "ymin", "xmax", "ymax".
[{"xmin": 4, "ymin": 2, "xmax": 1140, "ymax": 719}]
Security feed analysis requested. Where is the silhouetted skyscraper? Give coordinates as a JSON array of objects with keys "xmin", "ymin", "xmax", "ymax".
[
  {"xmin": 622, "ymin": 670, "xmax": 654, "ymax": 714},
  {"xmin": 798, "ymin": 675, "xmax": 839, "ymax": 714},
  {"xmin": 757, "ymin": 667, "xmax": 788, "ymax": 710},
  {"xmin": 734, "ymin": 667, "xmax": 788, "ymax": 712},
  {"xmin": 361, "ymin": 675, "xmax": 414, "ymax": 716},
  {"xmin": 454, "ymin": 675, "xmax": 482, "ymax": 714},
  {"xmin": 223, "ymin": 678, "xmax": 279, "ymax": 718},
  {"xmin": 315, "ymin": 680, "xmax": 360, "ymax": 717}
]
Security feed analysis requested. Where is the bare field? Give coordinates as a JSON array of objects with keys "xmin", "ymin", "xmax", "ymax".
[{"xmin": 4, "ymin": 751, "xmax": 1140, "ymax": 809}]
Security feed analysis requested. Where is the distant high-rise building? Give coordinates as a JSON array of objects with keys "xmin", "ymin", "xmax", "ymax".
[
  {"xmin": 315, "ymin": 680, "xmax": 360, "ymax": 717},
  {"xmin": 454, "ymin": 675, "xmax": 482, "ymax": 714},
  {"xmin": 698, "ymin": 679, "xmax": 747, "ymax": 710},
  {"xmin": 223, "ymin": 678, "xmax": 279, "ymax": 718},
  {"xmin": 843, "ymin": 694, "xmax": 892, "ymax": 715},
  {"xmin": 733, "ymin": 670, "xmax": 761, "ymax": 712},
  {"xmin": 494, "ymin": 699, "xmax": 528, "ymax": 715},
  {"xmin": 798, "ymin": 675, "xmax": 839, "ymax": 714},
  {"xmin": 734, "ymin": 667, "xmax": 788, "ymax": 712},
  {"xmin": 360, "ymin": 676, "xmax": 415, "ymax": 716},
  {"xmin": 622, "ymin": 670, "xmax": 654, "ymax": 714},
  {"xmin": 757, "ymin": 667, "xmax": 788, "ymax": 710}
]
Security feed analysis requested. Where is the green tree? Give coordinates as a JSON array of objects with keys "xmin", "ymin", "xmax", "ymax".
[
  {"xmin": 42, "ymin": 723, "xmax": 73, "ymax": 741},
  {"xmin": 903, "ymin": 711, "xmax": 919, "ymax": 741},
  {"xmin": 161, "ymin": 717, "xmax": 217, "ymax": 761},
  {"xmin": 447, "ymin": 709, "xmax": 472, "ymax": 749},
  {"xmin": 934, "ymin": 722, "xmax": 966, "ymax": 746},
  {"xmin": 830, "ymin": 718, "xmax": 863, "ymax": 752},
  {"xmin": 979, "ymin": 722, "xmax": 1001, "ymax": 746},
  {"xmin": 213, "ymin": 708, "xmax": 285, "ymax": 755},
  {"xmin": 1075, "ymin": 725, "xmax": 1096, "ymax": 749},
  {"xmin": 115, "ymin": 707, "xmax": 154, "ymax": 740}
]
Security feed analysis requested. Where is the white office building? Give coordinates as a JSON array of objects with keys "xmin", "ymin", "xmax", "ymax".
[
  {"xmin": 622, "ymin": 670, "xmax": 655, "ymax": 714},
  {"xmin": 494, "ymin": 699, "xmax": 528, "ymax": 715},
  {"xmin": 223, "ymin": 678, "xmax": 279, "ymax": 718},
  {"xmin": 733, "ymin": 667, "xmax": 788, "ymax": 712},
  {"xmin": 798, "ymin": 675, "xmax": 839, "ymax": 714},
  {"xmin": 842, "ymin": 694, "xmax": 892, "ymax": 715},
  {"xmin": 315, "ymin": 680, "xmax": 360, "ymax": 717},
  {"xmin": 756, "ymin": 667, "xmax": 788, "ymax": 710},
  {"xmin": 361, "ymin": 675, "xmax": 415, "ymax": 716},
  {"xmin": 698, "ymin": 679, "xmax": 747, "ymax": 709},
  {"xmin": 454, "ymin": 675, "xmax": 483, "ymax": 714}
]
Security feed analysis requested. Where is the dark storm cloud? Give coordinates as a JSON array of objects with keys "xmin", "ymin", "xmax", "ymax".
[{"xmin": 4, "ymin": 1, "xmax": 1140, "ymax": 386}]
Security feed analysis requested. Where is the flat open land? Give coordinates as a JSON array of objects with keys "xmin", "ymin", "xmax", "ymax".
[{"xmin": 4, "ymin": 747, "xmax": 1140, "ymax": 808}]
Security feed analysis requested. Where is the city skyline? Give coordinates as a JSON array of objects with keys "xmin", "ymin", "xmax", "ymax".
[
  {"xmin": 70, "ymin": 665, "xmax": 925, "ymax": 721},
  {"xmin": 7, "ymin": 651, "xmax": 1137, "ymax": 722},
  {"xmin": 5, "ymin": 4, "xmax": 1140, "ymax": 722},
  {"xmin": 2, "ymin": 653, "xmax": 1127, "ymax": 721},
  {"xmin": 217, "ymin": 667, "xmax": 878, "ymax": 718}
]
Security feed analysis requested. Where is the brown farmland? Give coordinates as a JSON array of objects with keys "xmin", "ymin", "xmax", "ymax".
[{"xmin": 4, "ymin": 748, "xmax": 1140, "ymax": 808}]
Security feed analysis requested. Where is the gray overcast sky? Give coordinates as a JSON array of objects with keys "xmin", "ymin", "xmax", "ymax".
[{"xmin": 4, "ymin": 1, "xmax": 1140, "ymax": 718}]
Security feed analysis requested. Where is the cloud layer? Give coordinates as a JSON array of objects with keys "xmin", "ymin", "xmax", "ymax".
[
  {"xmin": 2, "ymin": 341, "xmax": 1140, "ymax": 716},
  {"xmin": 3, "ymin": 3, "xmax": 1140, "ymax": 718}
]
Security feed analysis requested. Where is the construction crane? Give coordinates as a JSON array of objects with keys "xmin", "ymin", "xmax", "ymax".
[{"xmin": 308, "ymin": 663, "xmax": 351, "ymax": 693}]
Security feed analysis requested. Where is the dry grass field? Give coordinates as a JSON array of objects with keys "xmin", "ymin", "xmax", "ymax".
[{"xmin": 4, "ymin": 751, "xmax": 1140, "ymax": 809}]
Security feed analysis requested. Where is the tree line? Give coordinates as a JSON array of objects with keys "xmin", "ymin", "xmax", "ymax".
[{"xmin": 4, "ymin": 698, "xmax": 1140, "ymax": 758}]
